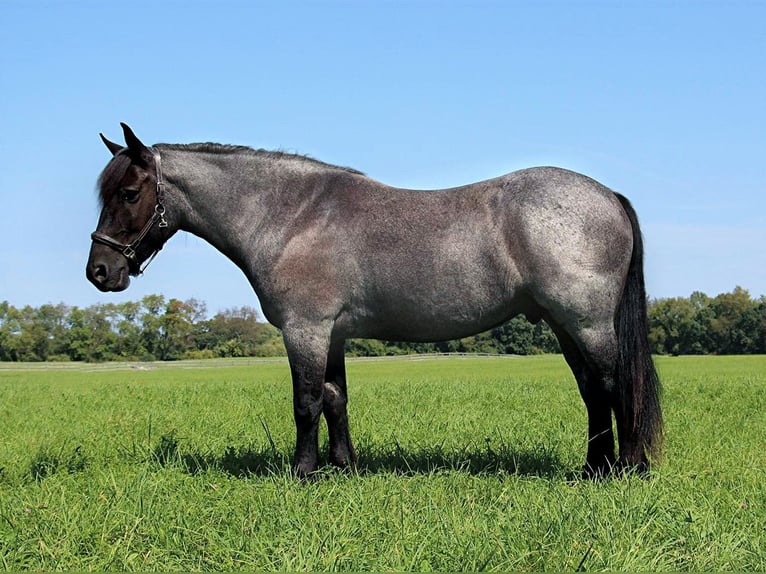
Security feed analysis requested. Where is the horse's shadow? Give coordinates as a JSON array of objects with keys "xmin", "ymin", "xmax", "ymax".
[
  {"xmin": 160, "ymin": 437, "xmax": 569, "ymax": 479},
  {"xmin": 355, "ymin": 442, "xmax": 566, "ymax": 478}
]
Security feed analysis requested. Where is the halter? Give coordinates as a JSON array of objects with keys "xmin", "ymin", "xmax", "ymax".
[{"xmin": 90, "ymin": 147, "xmax": 169, "ymax": 276}]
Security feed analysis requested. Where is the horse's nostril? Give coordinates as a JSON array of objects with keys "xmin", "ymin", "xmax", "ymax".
[{"xmin": 93, "ymin": 263, "xmax": 108, "ymax": 282}]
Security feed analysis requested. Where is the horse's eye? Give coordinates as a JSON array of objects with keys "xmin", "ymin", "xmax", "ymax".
[{"xmin": 121, "ymin": 189, "xmax": 140, "ymax": 204}]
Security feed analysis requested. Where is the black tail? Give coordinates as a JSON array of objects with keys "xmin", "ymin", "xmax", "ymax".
[{"xmin": 614, "ymin": 193, "xmax": 663, "ymax": 463}]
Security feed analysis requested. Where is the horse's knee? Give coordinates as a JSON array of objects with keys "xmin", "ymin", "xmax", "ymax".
[
  {"xmin": 322, "ymin": 381, "xmax": 356, "ymax": 468},
  {"xmin": 322, "ymin": 381, "xmax": 347, "ymax": 418}
]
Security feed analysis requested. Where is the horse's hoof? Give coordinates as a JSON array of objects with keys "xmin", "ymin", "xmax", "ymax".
[
  {"xmin": 329, "ymin": 459, "xmax": 357, "ymax": 476},
  {"xmin": 582, "ymin": 464, "xmax": 611, "ymax": 480},
  {"xmin": 292, "ymin": 461, "xmax": 319, "ymax": 481},
  {"xmin": 615, "ymin": 458, "xmax": 650, "ymax": 478},
  {"xmin": 329, "ymin": 449, "xmax": 357, "ymax": 472},
  {"xmin": 582, "ymin": 455, "xmax": 617, "ymax": 480}
]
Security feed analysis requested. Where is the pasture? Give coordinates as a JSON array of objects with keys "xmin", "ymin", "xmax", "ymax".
[{"xmin": 0, "ymin": 355, "xmax": 764, "ymax": 571}]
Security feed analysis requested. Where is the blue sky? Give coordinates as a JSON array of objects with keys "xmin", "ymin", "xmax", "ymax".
[{"xmin": 1, "ymin": 1, "xmax": 764, "ymax": 317}]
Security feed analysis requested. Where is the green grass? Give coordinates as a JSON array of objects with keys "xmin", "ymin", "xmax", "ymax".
[{"xmin": 0, "ymin": 355, "xmax": 764, "ymax": 571}]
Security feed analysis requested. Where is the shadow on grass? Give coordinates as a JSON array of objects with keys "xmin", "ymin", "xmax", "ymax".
[
  {"xmin": 150, "ymin": 432, "xmax": 289, "ymax": 478},
  {"xmin": 19, "ymin": 433, "xmax": 570, "ymax": 482},
  {"xmin": 152, "ymin": 432, "xmax": 568, "ymax": 479},
  {"xmin": 358, "ymin": 447, "xmax": 566, "ymax": 478},
  {"xmin": 27, "ymin": 444, "xmax": 88, "ymax": 482},
  {"xmin": 355, "ymin": 439, "xmax": 567, "ymax": 478}
]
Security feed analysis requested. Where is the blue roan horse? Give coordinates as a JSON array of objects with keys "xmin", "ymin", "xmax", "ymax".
[{"xmin": 87, "ymin": 124, "xmax": 662, "ymax": 478}]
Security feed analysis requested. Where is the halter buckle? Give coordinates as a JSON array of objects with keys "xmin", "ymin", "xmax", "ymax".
[{"xmin": 156, "ymin": 204, "xmax": 168, "ymax": 228}]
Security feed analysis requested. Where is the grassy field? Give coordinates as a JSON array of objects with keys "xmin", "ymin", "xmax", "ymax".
[{"xmin": 0, "ymin": 354, "xmax": 764, "ymax": 571}]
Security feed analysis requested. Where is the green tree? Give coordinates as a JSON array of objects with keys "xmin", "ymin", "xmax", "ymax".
[
  {"xmin": 13, "ymin": 305, "xmax": 59, "ymax": 361},
  {"xmin": 140, "ymin": 294, "xmax": 167, "ymax": 360},
  {"xmin": 731, "ymin": 296, "xmax": 766, "ymax": 354},
  {"xmin": 113, "ymin": 301, "xmax": 146, "ymax": 359},
  {"xmin": 62, "ymin": 305, "xmax": 118, "ymax": 362},
  {"xmin": 648, "ymin": 297, "xmax": 706, "ymax": 355},
  {"xmin": 0, "ymin": 301, "xmax": 21, "ymax": 361},
  {"xmin": 709, "ymin": 286, "xmax": 753, "ymax": 354},
  {"xmin": 157, "ymin": 298, "xmax": 202, "ymax": 360},
  {"xmin": 492, "ymin": 316, "xmax": 536, "ymax": 355},
  {"xmin": 195, "ymin": 306, "xmax": 283, "ymax": 357}
]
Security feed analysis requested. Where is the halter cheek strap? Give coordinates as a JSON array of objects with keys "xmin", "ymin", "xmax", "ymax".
[{"xmin": 90, "ymin": 147, "xmax": 169, "ymax": 276}]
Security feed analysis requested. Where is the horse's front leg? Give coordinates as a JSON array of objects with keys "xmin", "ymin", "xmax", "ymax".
[
  {"xmin": 282, "ymin": 323, "xmax": 332, "ymax": 478},
  {"xmin": 323, "ymin": 338, "xmax": 356, "ymax": 469}
]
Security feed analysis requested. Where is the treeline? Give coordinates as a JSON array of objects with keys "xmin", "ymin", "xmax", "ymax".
[
  {"xmin": 0, "ymin": 287, "xmax": 764, "ymax": 362},
  {"xmin": 0, "ymin": 296, "xmax": 284, "ymax": 363},
  {"xmin": 648, "ymin": 286, "xmax": 765, "ymax": 355}
]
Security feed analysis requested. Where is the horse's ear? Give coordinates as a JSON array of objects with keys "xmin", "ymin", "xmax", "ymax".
[
  {"xmin": 100, "ymin": 133, "xmax": 123, "ymax": 156},
  {"xmin": 120, "ymin": 122, "xmax": 149, "ymax": 155}
]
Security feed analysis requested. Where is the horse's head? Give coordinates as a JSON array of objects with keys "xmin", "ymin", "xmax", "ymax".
[{"xmin": 86, "ymin": 123, "xmax": 169, "ymax": 291}]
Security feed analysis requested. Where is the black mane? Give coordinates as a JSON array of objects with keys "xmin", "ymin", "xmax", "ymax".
[
  {"xmin": 156, "ymin": 142, "xmax": 365, "ymax": 175},
  {"xmin": 98, "ymin": 141, "xmax": 365, "ymax": 206}
]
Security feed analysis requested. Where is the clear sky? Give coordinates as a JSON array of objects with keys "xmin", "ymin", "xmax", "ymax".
[{"xmin": 1, "ymin": 1, "xmax": 764, "ymax": 317}]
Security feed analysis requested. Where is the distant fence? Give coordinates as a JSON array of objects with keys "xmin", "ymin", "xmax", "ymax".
[
  {"xmin": 0, "ymin": 353, "xmax": 525, "ymax": 372},
  {"xmin": 348, "ymin": 353, "xmax": 521, "ymax": 362}
]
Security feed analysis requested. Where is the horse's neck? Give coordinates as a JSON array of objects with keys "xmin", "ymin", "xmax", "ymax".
[
  {"xmin": 163, "ymin": 148, "xmax": 329, "ymax": 277},
  {"xmin": 163, "ymin": 149, "xmax": 271, "ymax": 269}
]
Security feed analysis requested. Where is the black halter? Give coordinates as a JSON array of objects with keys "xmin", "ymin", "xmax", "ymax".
[{"xmin": 90, "ymin": 147, "xmax": 169, "ymax": 276}]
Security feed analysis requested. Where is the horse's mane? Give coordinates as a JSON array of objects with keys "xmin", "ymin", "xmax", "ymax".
[
  {"xmin": 97, "ymin": 142, "xmax": 364, "ymax": 206},
  {"xmin": 156, "ymin": 143, "xmax": 365, "ymax": 175}
]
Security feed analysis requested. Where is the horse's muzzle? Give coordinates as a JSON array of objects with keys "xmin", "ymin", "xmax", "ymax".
[{"xmin": 86, "ymin": 251, "xmax": 130, "ymax": 292}]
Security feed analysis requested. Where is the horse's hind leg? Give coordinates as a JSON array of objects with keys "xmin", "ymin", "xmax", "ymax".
[
  {"xmin": 550, "ymin": 321, "xmax": 618, "ymax": 477},
  {"xmin": 323, "ymin": 338, "xmax": 356, "ymax": 469}
]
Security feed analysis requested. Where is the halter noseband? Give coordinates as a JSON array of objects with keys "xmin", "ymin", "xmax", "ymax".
[{"xmin": 90, "ymin": 147, "xmax": 169, "ymax": 276}]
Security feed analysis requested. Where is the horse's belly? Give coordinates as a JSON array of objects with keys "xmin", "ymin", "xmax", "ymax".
[
  {"xmin": 340, "ymin": 274, "xmax": 519, "ymax": 342},
  {"xmin": 337, "ymin": 216, "xmax": 521, "ymax": 341},
  {"xmin": 357, "ymin": 313, "xmax": 511, "ymax": 343}
]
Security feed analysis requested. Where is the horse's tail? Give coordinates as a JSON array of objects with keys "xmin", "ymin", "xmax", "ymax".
[{"xmin": 614, "ymin": 193, "xmax": 663, "ymax": 464}]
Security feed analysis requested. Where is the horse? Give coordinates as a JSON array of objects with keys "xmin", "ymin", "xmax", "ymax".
[{"xmin": 86, "ymin": 123, "xmax": 662, "ymax": 478}]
